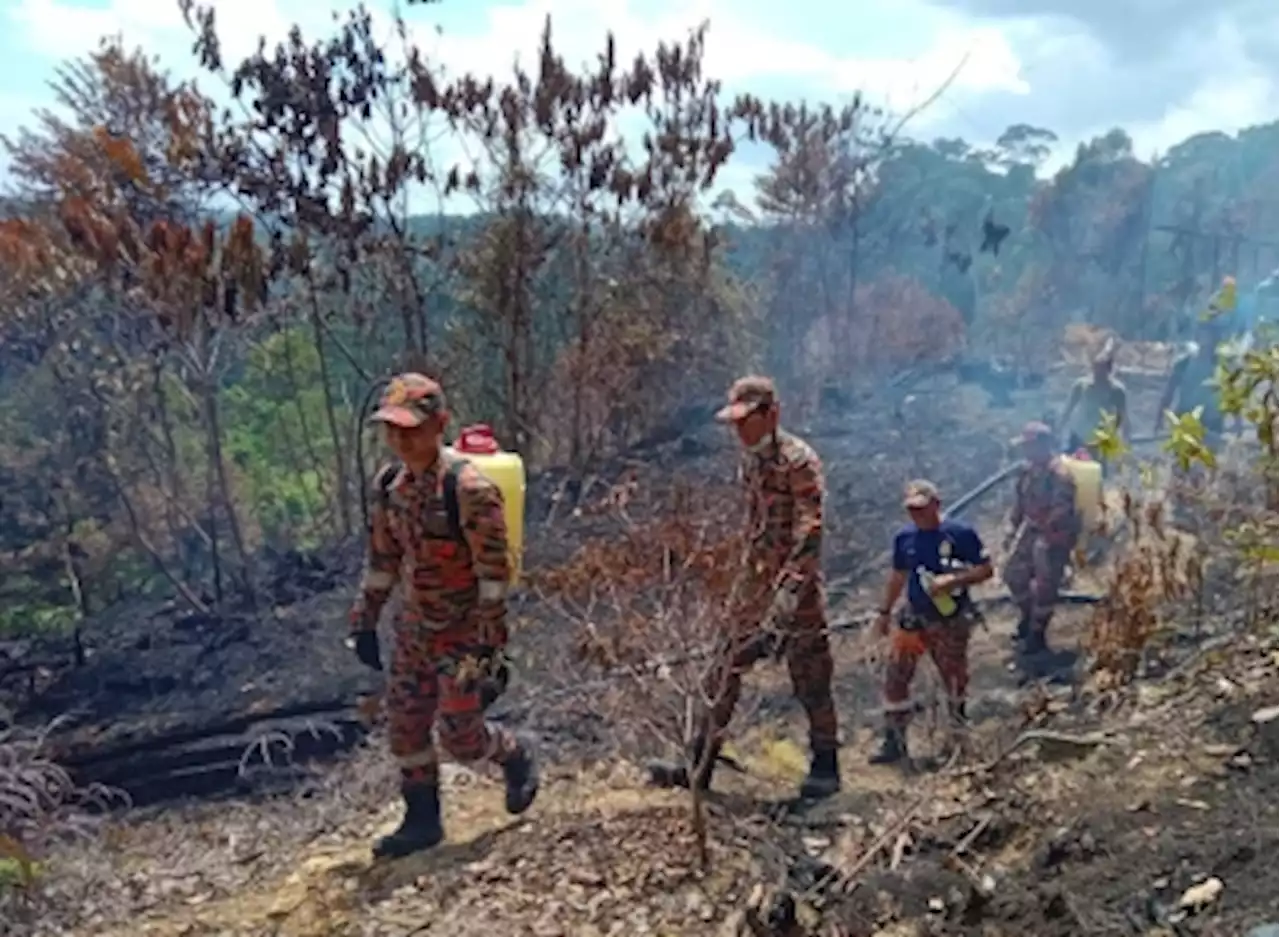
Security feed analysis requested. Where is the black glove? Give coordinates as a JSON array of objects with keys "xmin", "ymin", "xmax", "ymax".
[
  {"xmin": 762, "ymin": 629, "xmax": 789, "ymax": 663},
  {"xmin": 352, "ymin": 630, "xmax": 383, "ymax": 671},
  {"xmin": 478, "ymin": 653, "xmax": 511, "ymax": 709},
  {"xmin": 734, "ymin": 628, "xmax": 787, "ymax": 663}
]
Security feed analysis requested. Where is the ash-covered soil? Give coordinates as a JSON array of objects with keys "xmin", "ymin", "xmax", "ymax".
[{"xmin": 10, "ymin": 608, "xmax": 1275, "ymax": 937}]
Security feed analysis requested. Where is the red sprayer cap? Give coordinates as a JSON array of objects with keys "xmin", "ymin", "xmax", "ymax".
[{"xmin": 457, "ymin": 424, "xmax": 501, "ymax": 455}]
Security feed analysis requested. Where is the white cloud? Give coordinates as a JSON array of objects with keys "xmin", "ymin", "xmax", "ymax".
[
  {"xmin": 417, "ymin": 0, "xmax": 1028, "ymax": 121},
  {"xmin": 1, "ymin": 0, "xmax": 1041, "ymax": 206},
  {"xmin": 7, "ymin": 0, "xmax": 1029, "ymax": 124},
  {"xmin": 1122, "ymin": 19, "xmax": 1277, "ymax": 157}
]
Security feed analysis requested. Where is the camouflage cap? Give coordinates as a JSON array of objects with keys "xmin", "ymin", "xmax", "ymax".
[
  {"xmin": 715, "ymin": 375, "xmax": 778, "ymax": 423},
  {"xmin": 903, "ymin": 479, "xmax": 940, "ymax": 509},
  {"xmin": 370, "ymin": 373, "xmax": 446, "ymax": 428}
]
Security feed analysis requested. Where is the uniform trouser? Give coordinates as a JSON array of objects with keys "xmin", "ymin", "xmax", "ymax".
[
  {"xmin": 882, "ymin": 614, "xmax": 972, "ymax": 730},
  {"xmin": 704, "ymin": 600, "xmax": 839, "ymax": 753},
  {"xmin": 1002, "ymin": 529, "xmax": 1071, "ymax": 634},
  {"xmin": 386, "ymin": 619, "xmax": 518, "ymax": 785}
]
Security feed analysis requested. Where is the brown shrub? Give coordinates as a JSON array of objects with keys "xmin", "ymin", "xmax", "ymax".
[
  {"xmin": 532, "ymin": 483, "xmax": 755, "ymax": 868},
  {"xmin": 801, "ymin": 273, "xmax": 965, "ymax": 387},
  {"xmin": 1086, "ymin": 491, "xmax": 1202, "ymax": 686}
]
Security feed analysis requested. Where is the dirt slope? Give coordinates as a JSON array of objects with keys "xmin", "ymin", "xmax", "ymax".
[{"xmin": 14, "ymin": 599, "xmax": 1276, "ymax": 937}]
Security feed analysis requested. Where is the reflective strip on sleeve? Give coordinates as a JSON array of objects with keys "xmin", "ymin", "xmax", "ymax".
[
  {"xmin": 362, "ymin": 569, "xmax": 397, "ymax": 591},
  {"xmin": 478, "ymin": 579, "xmax": 509, "ymax": 602},
  {"xmin": 396, "ymin": 750, "xmax": 438, "ymax": 770}
]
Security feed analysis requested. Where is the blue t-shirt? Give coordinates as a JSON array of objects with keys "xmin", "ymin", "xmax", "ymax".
[{"xmin": 892, "ymin": 519, "xmax": 989, "ymax": 619}]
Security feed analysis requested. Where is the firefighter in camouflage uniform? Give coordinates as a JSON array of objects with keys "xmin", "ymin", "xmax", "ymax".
[
  {"xmin": 648, "ymin": 376, "xmax": 842, "ymax": 800},
  {"xmin": 1002, "ymin": 422, "xmax": 1080, "ymax": 662},
  {"xmin": 349, "ymin": 373, "xmax": 538, "ymax": 859}
]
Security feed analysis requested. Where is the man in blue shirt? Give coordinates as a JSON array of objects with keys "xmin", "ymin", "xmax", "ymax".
[{"xmin": 869, "ymin": 480, "xmax": 994, "ymax": 765}]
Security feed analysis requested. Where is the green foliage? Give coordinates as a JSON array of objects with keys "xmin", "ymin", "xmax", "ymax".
[
  {"xmin": 1214, "ymin": 336, "xmax": 1279, "ymax": 464},
  {"xmin": 1090, "ymin": 410, "xmax": 1127, "ymax": 463},
  {"xmin": 1228, "ymin": 524, "xmax": 1280, "ymax": 571},
  {"xmin": 1162, "ymin": 407, "xmax": 1218, "ymax": 472},
  {"xmin": 0, "ymin": 855, "xmax": 43, "ymax": 890},
  {"xmin": 0, "ymin": 590, "xmax": 77, "ymax": 638},
  {"xmin": 222, "ymin": 328, "xmax": 353, "ymax": 548}
]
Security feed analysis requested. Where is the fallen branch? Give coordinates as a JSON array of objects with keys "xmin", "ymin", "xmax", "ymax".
[
  {"xmin": 968, "ymin": 729, "xmax": 1114, "ymax": 775},
  {"xmin": 833, "ymin": 789, "xmax": 934, "ymax": 895},
  {"xmin": 950, "ymin": 811, "xmax": 993, "ymax": 858}
]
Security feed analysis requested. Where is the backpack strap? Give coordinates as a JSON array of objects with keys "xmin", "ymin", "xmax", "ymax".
[
  {"xmin": 373, "ymin": 462, "xmax": 402, "ymax": 506},
  {"xmin": 375, "ymin": 459, "xmax": 468, "ymax": 544},
  {"xmin": 442, "ymin": 457, "xmax": 470, "ymax": 543}
]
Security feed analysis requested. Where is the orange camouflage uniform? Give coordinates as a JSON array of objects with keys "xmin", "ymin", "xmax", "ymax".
[
  {"xmin": 1003, "ymin": 456, "xmax": 1080, "ymax": 631},
  {"xmin": 351, "ymin": 452, "xmax": 518, "ymax": 785},
  {"xmin": 708, "ymin": 430, "xmax": 840, "ymax": 752}
]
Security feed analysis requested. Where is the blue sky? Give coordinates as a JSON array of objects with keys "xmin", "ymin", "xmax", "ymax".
[{"xmin": 1, "ymin": 0, "xmax": 1276, "ymax": 203}]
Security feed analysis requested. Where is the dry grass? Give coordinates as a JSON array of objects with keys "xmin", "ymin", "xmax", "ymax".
[
  {"xmin": 0, "ymin": 717, "xmax": 131, "ymax": 932},
  {"xmin": 0, "ymin": 718, "xmax": 125, "ymax": 877},
  {"xmin": 1086, "ymin": 489, "xmax": 1201, "ymax": 687}
]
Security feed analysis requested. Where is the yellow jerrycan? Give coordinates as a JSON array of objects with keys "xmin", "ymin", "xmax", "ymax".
[
  {"xmin": 1059, "ymin": 453, "xmax": 1103, "ymax": 550},
  {"xmin": 450, "ymin": 424, "xmax": 526, "ymax": 584}
]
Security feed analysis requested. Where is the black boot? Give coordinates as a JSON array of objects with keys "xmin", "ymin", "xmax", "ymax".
[
  {"xmin": 1018, "ymin": 627, "xmax": 1060, "ymax": 682},
  {"xmin": 1022, "ymin": 627, "xmax": 1049, "ymax": 657},
  {"xmin": 1012, "ymin": 612, "xmax": 1032, "ymax": 645},
  {"xmin": 867, "ymin": 727, "xmax": 908, "ymax": 766},
  {"xmin": 647, "ymin": 735, "xmax": 719, "ymax": 791},
  {"xmin": 502, "ymin": 738, "xmax": 540, "ymax": 815},
  {"xmin": 373, "ymin": 783, "xmax": 444, "ymax": 860},
  {"xmin": 799, "ymin": 747, "xmax": 841, "ymax": 799},
  {"xmin": 948, "ymin": 700, "xmax": 968, "ymax": 729}
]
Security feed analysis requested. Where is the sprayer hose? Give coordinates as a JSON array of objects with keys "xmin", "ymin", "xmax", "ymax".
[{"xmin": 355, "ymin": 377, "xmax": 392, "ymax": 534}]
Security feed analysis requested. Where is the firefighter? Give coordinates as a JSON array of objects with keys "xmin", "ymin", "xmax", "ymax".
[
  {"xmin": 1058, "ymin": 338, "xmax": 1128, "ymax": 463},
  {"xmin": 1002, "ymin": 422, "xmax": 1080, "ymax": 660},
  {"xmin": 868, "ymin": 480, "xmax": 994, "ymax": 765},
  {"xmin": 647, "ymin": 376, "xmax": 842, "ymax": 800},
  {"xmin": 349, "ymin": 373, "xmax": 538, "ymax": 859}
]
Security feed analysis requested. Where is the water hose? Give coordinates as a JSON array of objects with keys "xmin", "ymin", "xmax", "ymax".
[
  {"xmin": 354, "ymin": 376, "xmax": 393, "ymax": 534},
  {"xmin": 942, "ymin": 433, "xmax": 1167, "ymax": 521},
  {"xmin": 942, "ymin": 462, "xmax": 1024, "ymax": 520}
]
